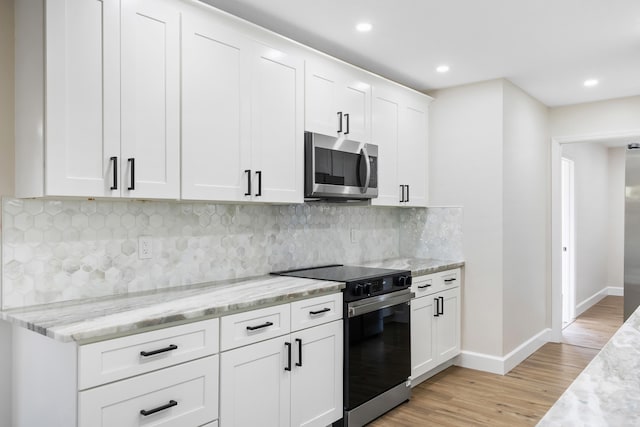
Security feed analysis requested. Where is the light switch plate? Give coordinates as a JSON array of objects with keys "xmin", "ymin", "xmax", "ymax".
[{"xmin": 138, "ymin": 236, "xmax": 152, "ymax": 259}]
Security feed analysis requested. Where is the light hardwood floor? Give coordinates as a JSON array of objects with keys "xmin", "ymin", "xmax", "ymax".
[{"xmin": 371, "ymin": 296, "xmax": 623, "ymax": 427}]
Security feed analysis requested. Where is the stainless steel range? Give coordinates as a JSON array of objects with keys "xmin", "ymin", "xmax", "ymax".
[{"xmin": 275, "ymin": 265, "xmax": 413, "ymax": 426}]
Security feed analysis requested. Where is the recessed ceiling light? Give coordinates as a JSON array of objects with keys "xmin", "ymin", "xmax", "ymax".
[
  {"xmin": 356, "ymin": 22, "xmax": 372, "ymax": 32},
  {"xmin": 436, "ymin": 65, "xmax": 450, "ymax": 73},
  {"xmin": 584, "ymin": 79, "xmax": 599, "ymax": 87}
]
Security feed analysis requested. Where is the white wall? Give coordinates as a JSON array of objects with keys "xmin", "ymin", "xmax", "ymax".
[
  {"xmin": 562, "ymin": 143, "xmax": 610, "ymax": 305},
  {"xmin": 607, "ymin": 147, "xmax": 625, "ymax": 288},
  {"xmin": 551, "ymin": 96, "xmax": 640, "ymax": 138},
  {"xmin": 429, "ymin": 79, "xmax": 505, "ymax": 357},
  {"xmin": 0, "ymin": 0, "xmax": 14, "ymax": 425},
  {"xmin": 502, "ymin": 81, "xmax": 549, "ymax": 354}
]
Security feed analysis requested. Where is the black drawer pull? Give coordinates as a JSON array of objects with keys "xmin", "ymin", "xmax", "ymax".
[
  {"xmin": 140, "ymin": 400, "xmax": 177, "ymax": 416},
  {"xmin": 418, "ymin": 284, "xmax": 432, "ymax": 289},
  {"xmin": 309, "ymin": 307, "xmax": 331, "ymax": 315},
  {"xmin": 140, "ymin": 344, "xmax": 178, "ymax": 357},
  {"xmin": 246, "ymin": 321, "xmax": 273, "ymax": 331},
  {"xmin": 439, "ymin": 296, "xmax": 445, "ymax": 315},
  {"xmin": 444, "ymin": 278, "xmax": 456, "ymax": 283},
  {"xmin": 434, "ymin": 298, "xmax": 440, "ymax": 317}
]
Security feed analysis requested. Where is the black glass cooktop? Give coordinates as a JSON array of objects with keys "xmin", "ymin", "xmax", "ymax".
[{"xmin": 273, "ymin": 264, "xmax": 410, "ymax": 283}]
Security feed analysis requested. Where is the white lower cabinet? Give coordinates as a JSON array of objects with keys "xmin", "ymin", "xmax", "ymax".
[
  {"xmin": 220, "ymin": 295, "xmax": 343, "ymax": 427},
  {"xmin": 79, "ymin": 355, "xmax": 218, "ymax": 427},
  {"xmin": 411, "ymin": 270, "xmax": 461, "ymax": 381}
]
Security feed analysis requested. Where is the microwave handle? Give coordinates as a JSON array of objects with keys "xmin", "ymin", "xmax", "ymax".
[{"xmin": 360, "ymin": 146, "xmax": 371, "ymax": 194}]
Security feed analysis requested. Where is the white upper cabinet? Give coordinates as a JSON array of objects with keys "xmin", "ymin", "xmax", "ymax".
[
  {"xmin": 305, "ymin": 57, "xmax": 371, "ymax": 143},
  {"xmin": 16, "ymin": 0, "xmax": 180, "ymax": 199},
  {"xmin": 250, "ymin": 43, "xmax": 304, "ymax": 203},
  {"xmin": 181, "ymin": 10, "xmax": 251, "ymax": 201},
  {"xmin": 121, "ymin": 0, "xmax": 180, "ymax": 199},
  {"xmin": 371, "ymin": 79, "xmax": 431, "ymax": 207},
  {"xmin": 181, "ymin": 8, "xmax": 303, "ymax": 204}
]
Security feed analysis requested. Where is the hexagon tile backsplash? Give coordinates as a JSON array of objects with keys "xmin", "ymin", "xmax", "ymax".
[{"xmin": 1, "ymin": 198, "xmax": 462, "ymax": 309}]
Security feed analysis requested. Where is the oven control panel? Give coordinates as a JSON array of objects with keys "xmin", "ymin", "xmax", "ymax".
[{"xmin": 346, "ymin": 273, "xmax": 412, "ymax": 302}]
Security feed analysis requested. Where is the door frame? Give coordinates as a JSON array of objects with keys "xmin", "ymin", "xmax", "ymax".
[
  {"xmin": 561, "ymin": 157, "xmax": 576, "ymax": 325},
  {"xmin": 550, "ymin": 130, "xmax": 640, "ymax": 341}
]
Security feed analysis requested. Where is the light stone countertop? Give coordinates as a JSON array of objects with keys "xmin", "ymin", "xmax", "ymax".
[
  {"xmin": 0, "ymin": 257, "xmax": 463, "ymax": 344},
  {"xmin": 537, "ymin": 305, "xmax": 640, "ymax": 426},
  {"xmin": 0, "ymin": 275, "xmax": 343, "ymax": 343},
  {"xmin": 360, "ymin": 257, "xmax": 465, "ymax": 277}
]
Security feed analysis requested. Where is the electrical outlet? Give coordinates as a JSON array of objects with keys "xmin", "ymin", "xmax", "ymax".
[
  {"xmin": 138, "ymin": 236, "xmax": 152, "ymax": 259},
  {"xmin": 350, "ymin": 229, "xmax": 359, "ymax": 244}
]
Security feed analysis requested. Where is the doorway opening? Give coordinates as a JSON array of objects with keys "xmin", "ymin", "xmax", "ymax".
[{"xmin": 561, "ymin": 157, "xmax": 576, "ymax": 327}]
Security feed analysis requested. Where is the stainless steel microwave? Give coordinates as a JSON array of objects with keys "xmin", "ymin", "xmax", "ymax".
[{"xmin": 304, "ymin": 132, "xmax": 378, "ymax": 200}]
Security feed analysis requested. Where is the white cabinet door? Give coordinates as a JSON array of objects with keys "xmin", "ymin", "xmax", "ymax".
[
  {"xmin": 305, "ymin": 58, "xmax": 371, "ymax": 143},
  {"xmin": 220, "ymin": 336, "xmax": 291, "ymax": 427},
  {"xmin": 399, "ymin": 94, "xmax": 429, "ymax": 207},
  {"xmin": 435, "ymin": 288, "xmax": 461, "ymax": 363},
  {"xmin": 411, "ymin": 294, "xmax": 437, "ymax": 379},
  {"xmin": 371, "ymin": 83, "xmax": 401, "ymax": 207},
  {"xmin": 291, "ymin": 321, "xmax": 343, "ymax": 427},
  {"xmin": 121, "ymin": 0, "xmax": 180, "ymax": 199},
  {"xmin": 305, "ymin": 59, "xmax": 340, "ymax": 138},
  {"xmin": 250, "ymin": 43, "xmax": 304, "ymax": 203},
  {"xmin": 181, "ymin": 11, "xmax": 251, "ymax": 201},
  {"xmin": 45, "ymin": 0, "xmax": 120, "ymax": 197}
]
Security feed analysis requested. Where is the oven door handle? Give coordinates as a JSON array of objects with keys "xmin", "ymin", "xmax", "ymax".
[{"xmin": 347, "ymin": 289, "xmax": 414, "ymax": 317}]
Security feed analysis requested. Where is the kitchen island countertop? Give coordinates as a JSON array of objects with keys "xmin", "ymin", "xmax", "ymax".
[{"xmin": 537, "ymin": 305, "xmax": 640, "ymax": 426}]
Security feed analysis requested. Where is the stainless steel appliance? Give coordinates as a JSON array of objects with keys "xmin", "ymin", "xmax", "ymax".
[
  {"xmin": 275, "ymin": 265, "xmax": 413, "ymax": 426},
  {"xmin": 304, "ymin": 132, "xmax": 378, "ymax": 200},
  {"xmin": 625, "ymin": 144, "xmax": 640, "ymax": 320}
]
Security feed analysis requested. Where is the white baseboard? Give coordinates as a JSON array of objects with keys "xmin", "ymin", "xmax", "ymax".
[
  {"xmin": 575, "ymin": 286, "xmax": 623, "ymax": 317},
  {"xmin": 607, "ymin": 286, "xmax": 623, "ymax": 296},
  {"xmin": 456, "ymin": 328, "xmax": 552, "ymax": 375}
]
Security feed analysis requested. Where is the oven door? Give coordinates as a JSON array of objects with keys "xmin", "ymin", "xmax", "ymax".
[
  {"xmin": 305, "ymin": 132, "xmax": 378, "ymax": 199},
  {"xmin": 345, "ymin": 289, "xmax": 413, "ymax": 411}
]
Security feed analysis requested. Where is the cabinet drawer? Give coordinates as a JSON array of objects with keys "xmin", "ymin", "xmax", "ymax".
[
  {"xmin": 78, "ymin": 319, "xmax": 219, "ymax": 390},
  {"xmin": 412, "ymin": 268, "xmax": 461, "ymax": 297},
  {"xmin": 221, "ymin": 304, "xmax": 290, "ymax": 351},
  {"xmin": 291, "ymin": 293, "xmax": 343, "ymax": 332},
  {"xmin": 78, "ymin": 355, "xmax": 218, "ymax": 427}
]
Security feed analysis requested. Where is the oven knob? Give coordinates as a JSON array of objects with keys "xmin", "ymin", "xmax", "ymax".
[
  {"xmin": 398, "ymin": 276, "xmax": 406, "ymax": 287},
  {"xmin": 353, "ymin": 284, "xmax": 363, "ymax": 296},
  {"xmin": 363, "ymin": 283, "xmax": 372, "ymax": 295}
]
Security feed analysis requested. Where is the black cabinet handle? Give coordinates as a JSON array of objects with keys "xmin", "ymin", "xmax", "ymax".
[
  {"xmin": 295, "ymin": 338, "xmax": 302, "ymax": 367},
  {"xmin": 285, "ymin": 342, "xmax": 292, "ymax": 371},
  {"xmin": 110, "ymin": 156, "xmax": 118, "ymax": 190},
  {"xmin": 439, "ymin": 296, "xmax": 444, "ymax": 315},
  {"xmin": 337, "ymin": 112, "xmax": 343, "ymax": 133},
  {"xmin": 127, "ymin": 158, "xmax": 135, "ymax": 190},
  {"xmin": 434, "ymin": 298, "xmax": 440, "ymax": 317},
  {"xmin": 255, "ymin": 171, "xmax": 262, "ymax": 196},
  {"xmin": 244, "ymin": 169, "xmax": 251, "ymax": 196},
  {"xmin": 418, "ymin": 284, "xmax": 431, "ymax": 289},
  {"xmin": 406, "ymin": 185, "xmax": 410, "ymax": 202},
  {"xmin": 444, "ymin": 278, "xmax": 456, "ymax": 283},
  {"xmin": 309, "ymin": 307, "xmax": 331, "ymax": 315},
  {"xmin": 140, "ymin": 344, "xmax": 178, "ymax": 357},
  {"xmin": 344, "ymin": 113, "xmax": 350, "ymax": 135},
  {"xmin": 140, "ymin": 400, "xmax": 177, "ymax": 416},
  {"xmin": 400, "ymin": 185, "xmax": 405, "ymax": 203},
  {"xmin": 246, "ymin": 321, "xmax": 273, "ymax": 331}
]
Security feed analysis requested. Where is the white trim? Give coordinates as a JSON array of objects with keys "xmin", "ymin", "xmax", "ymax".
[
  {"xmin": 575, "ymin": 289, "xmax": 607, "ymax": 317},
  {"xmin": 607, "ymin": 286, "xmax": 624, "ymax": 296},
  {"xmin": 456, "ymin": 328, "xmax": 552, "ymax": 375}
]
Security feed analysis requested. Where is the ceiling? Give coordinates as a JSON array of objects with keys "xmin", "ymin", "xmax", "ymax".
[{"xmin": 200, "ymin": 0, "xmax": 640, "ymax": 107}]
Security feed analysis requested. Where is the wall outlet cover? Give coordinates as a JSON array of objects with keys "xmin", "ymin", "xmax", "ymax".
[{"xmin": 138, "ymin": 236, "xmax": 152, "ymax": 259}]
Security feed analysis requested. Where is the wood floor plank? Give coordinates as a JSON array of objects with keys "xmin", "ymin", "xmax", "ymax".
[{"xmin": 371, "ymin": 296, "xmax": 622, "ymax": 426}]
